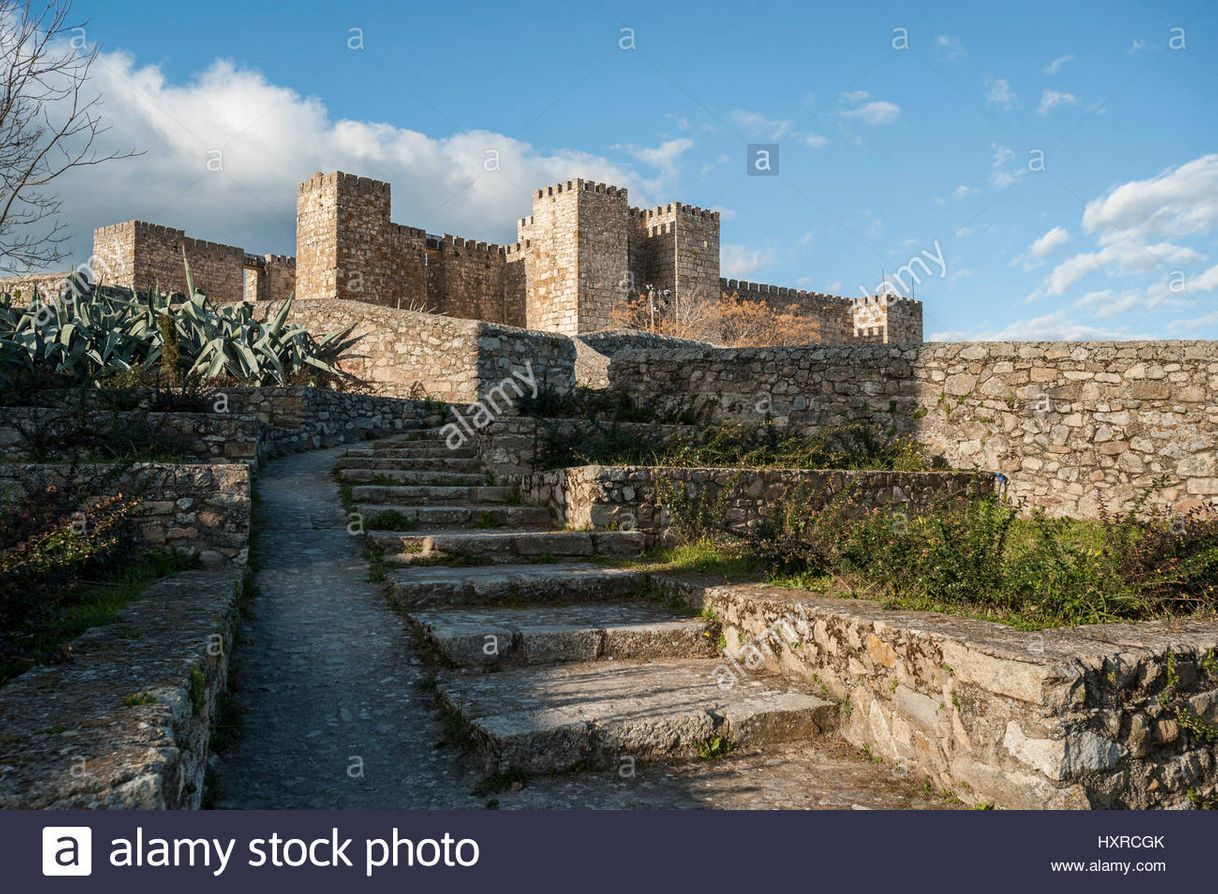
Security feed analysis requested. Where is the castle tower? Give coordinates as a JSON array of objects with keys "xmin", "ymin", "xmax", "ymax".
[
  {"xmin": 851, "ymin": 295, "xmax": 924, "ymax": 343},
  {"xmin": 520, "ymin": 180, "xmax": 631, "ymax": 334},
  {"xmin": 296, "ymin": 171, "xmax": 414, "ymax": 306},
  {"xmin": 635, "ymin": 203, "xmax": 721, "ymax": 304}
]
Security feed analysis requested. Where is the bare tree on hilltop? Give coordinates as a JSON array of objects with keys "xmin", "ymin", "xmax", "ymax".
[{"xmin": 0, "ymin": 0, "xmax": 138, "ymax": 274}]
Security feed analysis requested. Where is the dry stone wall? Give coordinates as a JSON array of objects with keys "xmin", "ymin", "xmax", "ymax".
[
  {"xmin": 607, "ymin": 340, "xmax": 1218, "ymax": 517},
  {"xmin": 0, "ymin": 463, "xmax": 251, "ymax": 565},
  {"xmin": 522, "ymin": 465, "xmax": 994, "ymax": 532},
  {"xmin": 284, "ymin": 299, "xmax": 574, "ymax": 402},
  {"xmin": 0, "ymin": 568, "xmax": 244, "ymax": 808},
  {"xmin": 667, "ymin": 578, "xmax": 1218, "ymax": 809}
]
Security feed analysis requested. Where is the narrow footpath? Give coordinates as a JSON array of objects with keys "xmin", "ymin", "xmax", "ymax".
[{"xmin": 214, "ymin": 447, "xmax": 955, "ymax": 810}]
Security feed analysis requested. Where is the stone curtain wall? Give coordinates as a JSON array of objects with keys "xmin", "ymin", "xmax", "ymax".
[
  {"xmin": 670, "ymin": 578, "xmax": 1218, "ymax": 809},
  {"xmin": 607, "ymin": 340, "xmax": 1217, "ymax": 517},
  {"xmin": 0, "ymin": 407, "xmax": 263, "ymax": 463},
  {"xmin": 0, "ymin": 271, "xmax": 74, "ymax": 299},
  {"xmin": 0, "ymin": 568, "xmax": 244, "ymax": 808},
  {"xmin": 284, "ymin": 299, "xmax": 574, "ymax": 401},
  {"xmin": 522, "ymin": 465, "xmax": 994, "ymax": 532},
  {"xmin": 0, "ymin": 463, "xmax": 251, "ymax": 565},
  {"xmin": 91, "ymin": 219, "xmax": 267, "ymax": 300}
]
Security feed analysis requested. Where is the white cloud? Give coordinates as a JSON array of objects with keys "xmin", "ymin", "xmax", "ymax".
[
  {"xmin": 839, "ymin": 90, "xmax": 871, "ymax": 104},
  {"xmin": 1046, "ymin": 240, "xmax": 1201, "ymax": 294},
  {"xmin": 1029, "ymin": 226, "xmax": 1071, "ymax": 259},
  {"xmin": 933, "ymin": 310, "xmax": 1133, "ymax": 341},
  {"xmin": 953, "ymin": 185, "xmax": 978, "ymax": 200},
  {"xmin": 936, "ymin": 35, "xmax": 965, "ymax": 61},
  {"xmin": 721, "ymin": 244, "xmax": 776, "ymax": 278},
  {"xmin": 727, "ymin": 109, "xmax": 792, "ymax": 139},
  {"xmin": 37, "ymin": 52, "xmax": 686, "ymax": 265},
  {"xmin": 1038, "ymin": 89, "xmax": 1079, "ymax": 115},
  {"xmin": 727, "ymin": 109, "xmax": 827, "ymax": 149},
  {"xmin": 1081, "ymin": 154, "xmax": 1218, "ymax": 242},
  {"xmin": 1045, "ymin": 54, "xmax": 1075, "ymax": 75},
  {"xmin": 955, "ymin": 226, "xmax": 974, "ymax": 238},
  {"xmin": 840, "ymin": 100, "xmax": 901, "ymax": 126},
  {"xmin": 990, "ymin": 144, "xmax": 1026, "ymax": 188},
  {"xmin": 1128, "ymin": 38, "xmax": 1146, "ymax": 54},
  {"xmin": 984, "ymin": 76, "xmax": 1018, "ymax": 109}
]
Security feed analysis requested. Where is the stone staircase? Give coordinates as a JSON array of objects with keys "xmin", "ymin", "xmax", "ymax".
[{"xmin": 337, "ymin": 429, "xmax": 839, "ymax": 777}]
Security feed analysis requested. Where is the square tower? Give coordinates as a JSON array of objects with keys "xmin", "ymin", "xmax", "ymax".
[
  {"xmin": 520, "ymin": 180, "xmax": 631, "ymax": 334},
  {"xmin": 635, "ymin": 203, "xmax": 721, "ymax": 303},
  {"xmin": 296, "ymin": 171, "xmax": 409, "ymax": 306}
]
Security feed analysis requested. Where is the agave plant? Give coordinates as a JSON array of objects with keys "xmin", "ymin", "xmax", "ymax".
[{"xmin": 0, "ymin": 253, "xmax": 361, "ymax": 387}]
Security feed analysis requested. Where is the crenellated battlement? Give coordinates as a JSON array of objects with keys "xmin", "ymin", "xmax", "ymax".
[{"xmin": 89, "ymin": 169, "xmax": 925, "ymax": 343}]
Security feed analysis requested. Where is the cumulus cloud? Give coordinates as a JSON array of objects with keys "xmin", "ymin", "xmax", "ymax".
[
  {"xmin": 1081, "ymin": 154, "xmax": 1218, "ymax": 241},
  {"xmin": 1029, "ymin": 226, "xmax": 1071, "ymax": 259},
  {"xmin": 720, "ymin": 244, "xmax": 776, "ymax": 278},
  {"xmin": 1045, "ymin": 54, "xmax": 1075, "ymax": 75},
  {"xmin": 38, "ymin": 51, "xmax": 687, "ymax": 265},
  {"xmin": 936, "ymin": 35, "xmax": 965, "ymax": 61},
  {"xmin": 1046, "ymin": 240, "xmax": 1201, "ymax": 294},
  {"xmin": 984, "ymin": 76, "xmax": 1018, "ymax": 109},
  {"xmin": 841, "ymin": 100, "xmax": 901, "ymax": 126},
  {"xmin": 1038, "ymin": 89, "xmax": 1079, "ymax": 115},
  {"xmin": 931, "ymin": 310, "xmax": 1133, "ymax": 341},
  {"xmin": 838, "ymin": 91, "xmax": 900, "ymax": 126},
  {"xmin": 727, "ymin": 109, "xmax": 827, "ymax": 149},
  {"xmin": 990, "ymin": 144, "xmax": 1026, "ymax": 188}
]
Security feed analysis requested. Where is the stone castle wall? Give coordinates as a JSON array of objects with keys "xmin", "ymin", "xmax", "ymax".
[
  {"xmin": 90, "ymin": 222, "xmax": 292, "ymax": 303},
  {"xmin": 74, "ymin": 169, "xmax": 926, "ymax": 342},
  {"xmin": 606, "ymin": 340, "xmax": 1217, "ymax": 518},
  {"xmin": 290, "ymin": 170, "xmax": 924, "ymax": 342},
  {"xmin": 283, "ymin": 298, "xmax": 574, "ymax": 402},
  {"xmin": 0, "ymin": 270, "xmax": 75, "ymax": 299}
]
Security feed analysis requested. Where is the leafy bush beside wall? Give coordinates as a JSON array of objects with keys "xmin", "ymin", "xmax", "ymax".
[{"xmin": 0, "ymin": 273, "xmax": 360, "ymax": 389}]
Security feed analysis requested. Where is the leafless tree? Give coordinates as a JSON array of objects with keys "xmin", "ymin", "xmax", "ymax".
[{"xmin": 0, "ymin": 0, "xmax": 138, "ymax": 273}]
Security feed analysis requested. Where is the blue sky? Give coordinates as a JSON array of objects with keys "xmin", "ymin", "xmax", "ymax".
[{"xmin": 47, "ymin": 0, "xmax": 1218, "ymax": 338}]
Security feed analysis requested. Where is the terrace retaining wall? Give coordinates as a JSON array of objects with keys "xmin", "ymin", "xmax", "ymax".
[
  {"xmin": 666, "ymin": 578, "xmax": 1218, "ymax": 810},
  {"xmin": 0, "ymin": 568, "xmax": 244, "ymax": 808}
]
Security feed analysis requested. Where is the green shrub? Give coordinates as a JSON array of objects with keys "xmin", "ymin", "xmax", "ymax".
[
  {"xmin": 750, "ymin": 488, "xmax": 1218, "ymax": 628},
  {"xmin": 0, "ymin": 262, "xmax": 360, "ymax": 389},
  {"xmin": 539, "ymin": 419, "xmax": 941, "ymax": 473}
]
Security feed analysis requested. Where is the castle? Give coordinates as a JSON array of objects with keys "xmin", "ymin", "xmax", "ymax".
[{"xmin": 75, "ymin": 172, "xmax": 924, "ymax": 344}]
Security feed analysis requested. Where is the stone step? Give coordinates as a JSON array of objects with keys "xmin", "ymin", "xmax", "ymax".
[
  {"xmin": 370, "ymin": 528, "xmax": 648, "ymax": 564},
  {"xmin": 350, "ymin": 484, "xmax": 515, "ymax": 504},
  {"xmin": 383, "ymin": 563, "xmax": 648, "ymax": 610},
  {"xmin": 348, "ymin": 446, "xmax": 478, "ymax": 460},
  {"xmin": 337, "ymin": 468, "xmax": 485, "ymax": 486},
  {"xmin": 368, "ymin": 437, "xmax": 453, "ymax": 450},
  {"xmin": 410, "ymin": 602, "xmax": 716, "ymax": 668},
  {"xmin": 438, "ymin": 658, "xmax": 837, "ymax": 774},
  {"xmin": 356, "ymin": 504, "xmax": 552, "ymax": 529},
  {"xmin": 335, "ymin": 456, "xmax": 483, "ymax": 473}
]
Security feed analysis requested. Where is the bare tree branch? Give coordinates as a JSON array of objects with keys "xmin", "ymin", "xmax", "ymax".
[{"xmin": 0, "ymin": 0, "xmax": 141, "ymax": 273}]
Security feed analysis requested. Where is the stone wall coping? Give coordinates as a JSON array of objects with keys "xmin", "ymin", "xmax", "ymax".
[
  {"xmin": 0, "ymin": 568, "xmax": 244, "ymax": 809},
  {"xmin": 672, "ymin": 577, "xmax": 1218, "ymax": 684}
]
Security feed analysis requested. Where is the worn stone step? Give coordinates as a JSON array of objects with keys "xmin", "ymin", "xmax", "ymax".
[
  {"xmin": 335, "ymin": 456, "xmax": 483, "ymax": 473},
  {"xmin": 356, "ymin": 504, "xmax": 552, "ymax": 529},
  {"xmin": 369, "ymin": 438, "xmax": 453, "ymax": 450},
  {"xmin": 370, "ymin": 528, "xmax": 648, "ymax": 563},
  {"xmin": 411, "ymin": 602, "xmax": 716, "ymax": 668},
  {"xmin": 438, "ymin": 659, "xmax": 837, "ymax": 774},
  {"xmin": 383, "ymin": 563, "xmax": 648, "ymax": 610},
  {"xmin": 349, "ymin": 446, "xmax": 478, "ymax": 460},
  {"xmin": 337, "ymin": 468, "xmax": 485, "ymax": 486},
  {"xmin": 350, "ymin": 484, "xmax": 515, "ymax": 504}
]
